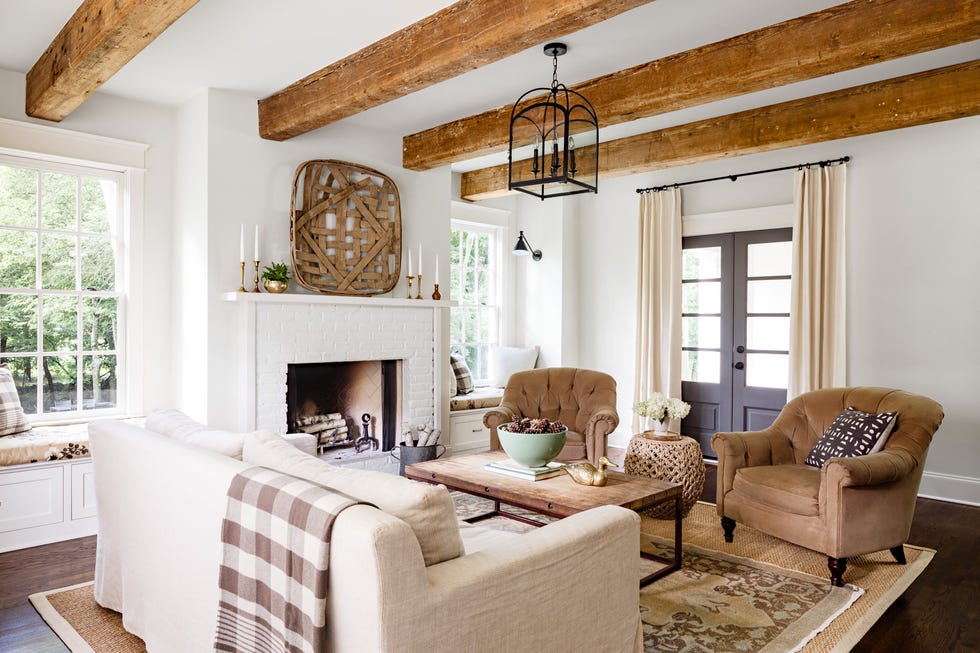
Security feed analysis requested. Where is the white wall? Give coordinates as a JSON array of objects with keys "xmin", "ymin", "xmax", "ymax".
[
  {"xmin": 512, "ymin": 194, "xmax": 581, "ymax": 367},
  {"xmin": 570, "ymin": 116, "xmax": 980, "ymax": 503},
  {"xmin": 193, "ymin": 89, "xmax": 452, "ymax": 429},
  {"xmin": 0, "ymin": 68, "xmax": 176, "ymax": 415}
]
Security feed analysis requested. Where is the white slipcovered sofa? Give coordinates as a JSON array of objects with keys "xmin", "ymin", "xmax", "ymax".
[{"xmin": 90, "ymin": 420, "xmax": 643, "ymax": 652}]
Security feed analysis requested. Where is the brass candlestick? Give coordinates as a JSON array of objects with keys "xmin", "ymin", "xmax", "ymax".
[
  {"xmin": 252, "ymin": 260, "xmax": 261, "ymax": 292},
  {"xmin": 238, "ymin": 261, "xmax": 247, "ymax": 292},
  {"xmin": 415, "ymin": 274, "xmax": 423, "ymax": 299},
  {"xmin": 406, "ymin": 275, "xmax": 414, "ymax": 299},
  {"xmin": 432, "ymin": 283, "xmax": 441, "ymax": 300}
]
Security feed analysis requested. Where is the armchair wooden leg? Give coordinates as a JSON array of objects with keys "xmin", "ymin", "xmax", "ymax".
[
  {"xmin": 828, "ymin": 557, "xmax": 848, "ymax": 587},
  {"xmin": 721, "ymin": 516, "xmax": 736, "ymax": 543},
  {"xmin": 890, "ymin": 545, "xmax": 907, "ymax": 564}
]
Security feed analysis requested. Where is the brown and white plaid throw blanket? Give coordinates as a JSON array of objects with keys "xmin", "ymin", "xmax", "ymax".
[{"xmin": 214, "ymin": 467, "xmax": 365, "ymax": 653}]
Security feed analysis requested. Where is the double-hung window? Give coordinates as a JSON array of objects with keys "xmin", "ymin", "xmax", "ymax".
[
  {"xmin": 0, "ymin": 154, "xmax": 126, "ymax": 419},
  {"xmin": 449, "ymin": 221, "xmax": 503, "ymax": 385}
]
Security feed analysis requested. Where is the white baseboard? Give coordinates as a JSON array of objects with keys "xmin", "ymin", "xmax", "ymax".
[{"xmin": 918, "ymin": 471, "xmax": 980, "ymax": 506}]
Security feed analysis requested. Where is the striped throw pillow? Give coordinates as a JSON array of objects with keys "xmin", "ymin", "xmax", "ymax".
[
  {"xmin": 450, "ymin": 353, "xmax": 474, "ymax": 395},
  {"xmin": 0, "ymin": 364, "xmax": 32, "ymax": 436}
]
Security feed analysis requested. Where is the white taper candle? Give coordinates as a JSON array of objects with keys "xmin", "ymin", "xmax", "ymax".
[
  {"xmin": 254, "ymin": 225, "xmax": 260, "ymax": 261},
  {"xmin": 239, "ymin": 224, "xmax": 245, "ymax": 263},
  {"xmin": 407, "ymin": 249, "xmax": 413, "ymax": 276}
]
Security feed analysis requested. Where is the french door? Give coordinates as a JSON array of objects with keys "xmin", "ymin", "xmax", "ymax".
[{"xmin": 680, "ymin": 228, "xmax": 792, "ymax": 456}]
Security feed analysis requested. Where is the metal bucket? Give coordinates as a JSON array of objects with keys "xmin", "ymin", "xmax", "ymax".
[{"xmin": 390, "ymin": 443, "xmax": 446, "ymax": 476}]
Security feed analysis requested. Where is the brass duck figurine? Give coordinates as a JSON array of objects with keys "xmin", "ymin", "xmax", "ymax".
[{"xmin": 562, "ymin": 456, "xmax": 617, "ymax": 487}]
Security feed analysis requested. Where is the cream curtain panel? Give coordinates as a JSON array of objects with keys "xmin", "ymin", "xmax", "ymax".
[
  {"xmin": 633, "ymin": 189, "xmax": 683, "ymax": 433},
  {"xmin": 789, "ymin": 164, "xmax": 847, "ymax": 399}
]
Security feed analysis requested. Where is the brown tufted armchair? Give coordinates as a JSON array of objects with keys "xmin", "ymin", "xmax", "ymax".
[
  {"xmin": 483, "ymin": 368, "xmax": 619, "ymax": 465},
  {"xmin": 712, "ymin": 387, "xmax": 943, "ymax": 586}
]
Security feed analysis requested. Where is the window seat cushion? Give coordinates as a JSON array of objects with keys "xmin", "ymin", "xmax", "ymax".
[
  {"xmin": 450, "ymin": 387, "xmax": 504, "ymax": 411},
  {"xmin": 0, "ymin": 418, "xmax": 143, "ymax": 467}
]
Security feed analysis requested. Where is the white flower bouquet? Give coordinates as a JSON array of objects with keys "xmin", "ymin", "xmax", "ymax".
[{"xmin": 633, "ymin": 392, "xmax": 690, "ymax": 433}]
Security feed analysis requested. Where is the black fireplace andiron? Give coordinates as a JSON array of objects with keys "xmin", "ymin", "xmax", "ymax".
[{"xmin": 355, "ymin": 413, "xmax": 379, "ymax": 453}]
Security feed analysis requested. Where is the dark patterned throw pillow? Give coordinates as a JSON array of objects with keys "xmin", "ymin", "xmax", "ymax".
[
  {"xmin": 450, "ymin": 353, "xmax": 474, "ymax": 395},
  {"xmin": 804, "ymin": 406, "xmax": 898, "ymax": 468}
]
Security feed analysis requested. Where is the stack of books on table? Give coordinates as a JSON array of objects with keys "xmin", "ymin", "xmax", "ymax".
[{"xmin": 484, "ymin": 459, "xmax": 566, "ymax": 481}]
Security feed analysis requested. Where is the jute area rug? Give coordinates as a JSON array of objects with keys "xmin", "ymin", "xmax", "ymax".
[{"xmin": 30, "ymin": 500, "xmax": 932, "ymax": 653}]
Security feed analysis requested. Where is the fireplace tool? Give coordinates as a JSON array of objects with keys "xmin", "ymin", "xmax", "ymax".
[{"xmin": 355, "ymin": 413, "xmax": 379, "ymax": 453}]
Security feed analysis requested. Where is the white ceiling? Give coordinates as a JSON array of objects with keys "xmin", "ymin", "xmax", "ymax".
[{"xmin": 1, "ymin": 0, "xmax": 977, "ymax": 170}]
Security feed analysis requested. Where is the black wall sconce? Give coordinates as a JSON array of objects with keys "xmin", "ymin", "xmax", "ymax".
[{"xmin": 513, "ymin": 231, "xmax": 542, "ymax": 261}]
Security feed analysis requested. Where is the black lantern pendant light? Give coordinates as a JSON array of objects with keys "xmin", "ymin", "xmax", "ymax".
[{"xmin": 508, "ymin": 42, "xmax": 598, "ymax": 200}]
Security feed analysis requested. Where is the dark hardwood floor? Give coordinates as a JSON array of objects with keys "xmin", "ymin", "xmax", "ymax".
[{"xmin": 0, "ymin": 463, "xmax": 977, "ymax": 652}]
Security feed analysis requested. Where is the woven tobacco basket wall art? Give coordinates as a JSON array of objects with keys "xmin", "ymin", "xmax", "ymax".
[{"xmin": 290, "ymin": 160, "xmax": 401, "ymax": 295}]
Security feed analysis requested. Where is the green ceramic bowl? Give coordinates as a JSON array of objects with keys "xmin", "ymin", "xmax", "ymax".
[{"xmin": 497, "ymin": 426, "xmax": 567, "ymax": 468}]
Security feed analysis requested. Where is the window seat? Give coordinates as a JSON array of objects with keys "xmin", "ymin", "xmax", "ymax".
[
  {"xmin": 0, "ymin": 418, "xmax": 143, "ymax": 467},
  {"xmin": 450, "ymin": 387, "xmax": 504, "ymax": 412}
]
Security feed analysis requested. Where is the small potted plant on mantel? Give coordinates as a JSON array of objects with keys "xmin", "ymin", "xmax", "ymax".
[{"xmin": 261, "ymin": 262, "xmax": 290, "ymax": 293}]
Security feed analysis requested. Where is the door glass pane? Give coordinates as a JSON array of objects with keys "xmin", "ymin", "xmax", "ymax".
[
  {"xmin": 746, "ymin": 316, "xmax": 790, "ymax": 351},
  {"xmin": 746, "ymin": 353, "xmax": 788, "ymax": 389},
  {"xmin": 747, "ymin": 279, "xmax": 790, "ymax": 313},
  {"xmin": 0, "ymin": 294, "xmax": 38, "ymax": 352},
  {"xmin": 682, "ymin": 247, "xmax": 721, "ymax": 280},
  {"xmin": 682, "ymin": 350, "xmax": 720, "ymax": 383},
  {"xmin": 683, "ymin": 316, "xmax": 720, "ymax": 349},
  {"xmin": 0, "ymin": 165, "xmax": 38, "ymax": 228},
  {"xmin": 41, "ymin": 172, "xmax": 77, "ymax": 230},
  {"xmin": 83, "ymin": 354, "xmax": 116, "ymax": 410},
  {"xmin": 683, "ymin": 281, "xmax": 720, "ymax": 314},
  {"xmin": 42, "ymin": 354, "xmax": 77, "ymax": 412},
  {"xmin": 747, "ymin": 241, "xmax": 792, "ymax": 277}
]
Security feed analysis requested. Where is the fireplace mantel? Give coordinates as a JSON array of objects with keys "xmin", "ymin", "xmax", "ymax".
[{"xmin": 222, "ymin": 291, "xmax": 455, "ymax": 309}]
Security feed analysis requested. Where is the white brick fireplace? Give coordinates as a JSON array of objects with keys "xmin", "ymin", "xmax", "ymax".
[{"xmin": 223, "ymin": 293, "xmax": 451, "ymax": 439}]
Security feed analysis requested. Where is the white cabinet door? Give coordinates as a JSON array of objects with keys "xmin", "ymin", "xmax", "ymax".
[
  {"xmin": 71, "ymin": 462, "xmax": 97, "ymax": 520},
  {"xmin": 0, "ymin": 466, "xmax": 65, "ymax": 533},
  {"xmin": 451, "ymin": 411, "xmax": 491, "ymax": 453}
]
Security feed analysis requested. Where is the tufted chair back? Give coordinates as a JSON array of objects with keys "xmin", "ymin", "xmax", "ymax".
[
  {"xmin": 500, "ymin": 368, "xmax": 616, "ymax": 434},
  {"xmin": 484, "ymin": 368, "xmax": 620, "ymax": 464},
  {"xmin": 768, "ymin": 387, "xmax": 944, "ymax": 467}
]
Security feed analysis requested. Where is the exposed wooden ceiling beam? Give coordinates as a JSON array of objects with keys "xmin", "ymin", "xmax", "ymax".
[
  {"xmin": 257, "ymin": 0, "xmax": 654, "ymax": 142},
  {"xmin": 460, "ymin": 60, "xmax": 980, "ymax": 201},
  {"xmin": 407, "ymin": 0, "xmax": 980, "ymax": 171},
  {"xmin": 26, "ymin": 0, "xmax": 199, "ymax": 122}
]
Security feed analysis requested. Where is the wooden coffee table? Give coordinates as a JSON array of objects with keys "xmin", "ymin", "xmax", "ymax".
[{"xmin": 406, "ymin": 450, "xmax": 683, "ymax": 586}]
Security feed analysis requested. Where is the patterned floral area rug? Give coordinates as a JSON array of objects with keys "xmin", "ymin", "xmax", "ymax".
[{"xmin": 453, "ymin": 494, "xmax": 932, "ymax": 653}]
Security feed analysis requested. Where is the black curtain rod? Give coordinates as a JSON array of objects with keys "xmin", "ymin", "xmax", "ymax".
[{"xmin": 635, "ymin": 156, "xmax": 850, "ymax": 194}]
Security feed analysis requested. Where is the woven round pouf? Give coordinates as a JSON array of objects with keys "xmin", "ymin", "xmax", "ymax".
[{"xmin": 624, "ymin": 434, "xmax": 705, "ymax": 519}]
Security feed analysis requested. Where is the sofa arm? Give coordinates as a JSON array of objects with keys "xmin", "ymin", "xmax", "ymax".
[
  {"xmin": 823, "ymin": 448, "xmax": 918, "ymax": 489},
  {"xmin": 484, "ymin": 402, "xmax": 520, "ymax": 450},
  {"xmin": 419, "ymin": 506, "xmax": 642, "ymax": 652}
]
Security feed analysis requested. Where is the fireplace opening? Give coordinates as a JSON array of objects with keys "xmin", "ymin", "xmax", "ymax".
[{"xmin": 286, "ymin": 360, "xmax": 401, "ymax": 454}]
